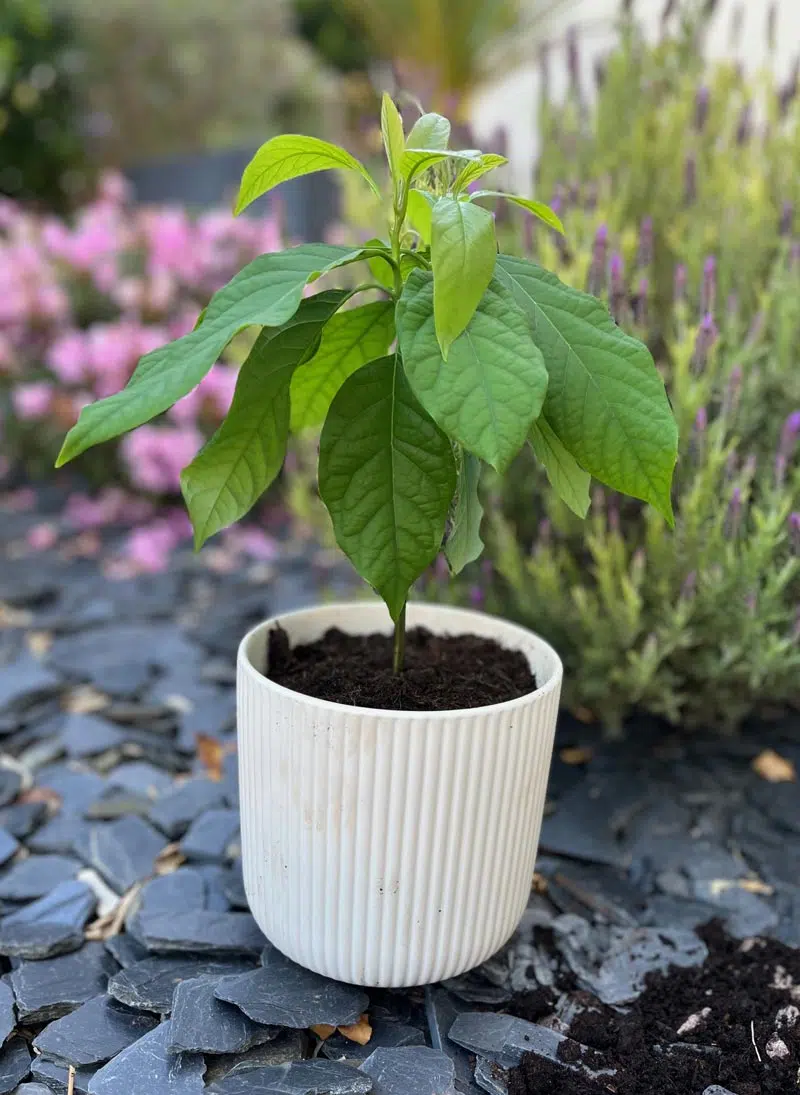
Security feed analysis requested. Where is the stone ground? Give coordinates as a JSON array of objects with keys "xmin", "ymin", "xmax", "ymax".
[{"xmin": 0, "ymin": 486, "xmax": 797, "ymax": 1095}]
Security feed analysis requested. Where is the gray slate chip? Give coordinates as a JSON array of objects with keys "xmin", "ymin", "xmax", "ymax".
[
  {"xmin": 702, "ymin": 1088, "xmax": 737, "ymax": 1095},
  {"xmin": 448, "ymin": 1012, "xmax": 566, "ymax": 1070},
  {"xmin": 180, "ymin": 809, "xmax": 240, "ymax": 863},
  {"xmin": 14, "ymin": 1085, "xmax": 57, "ymax": 1095},
  {"xmin": 84, "ymin": 788, "xmax": 152, "ymax": 822},
  {"xmin": 322, "ymin": 1021, "xmax": 425, "ymax": 1063},
  {"xmin": 474, "ymin": 1058, "xmax": 508, "ymax": 1095},
  {"xmin": 169, "ymin": 976, "xmax": 278, "ymax": 1055},
  {"xmin": 30, "ymin": 1059, "xmax": 96, "ymax": 1094},
  {"xmin": 149, "ymin": 780, "xmax": 227, "ymax": 839},
  {"xmin": 0, "ymin": 1036, "xmax": 31, "ymax": 1094},
  {"xmin": 108, "ymin": 762, "xmax": 174, "ymax": 799},
  {"xmin": 35, "ymin": 767, "xmax": 105, "ymax": 815},
  {"xmin": 87, "ymin": 1021, "xmax": 205, "ymax": 1095},
  {"xmin": 61, "ymin": 714, "xmax": 125, "ymax": 759},
  {"xmin": 0, "ymin": 657, "xmax": 61, "ymax": 712},
  {"xmin": 127, "ymin": 868, "xmax": 207, "ymax": 941},
  {"xmin": 424, "ymin": 987, "xmax": 481, "ymax": 1095},
  {"xmin": 108, "ymin": 956, "xmax": 254, "ymax": 1015},
  {"xmin": 223, "ymin": 864, "xmax": 248, "ymax": 910},
  {"xmin": 28, "ymin": 814, "xmax": 91, "ymax": 856},
  {"xmin": 0, "ymin": 801, "xmax": 47, "ymax": 839},
  {"xmin": 0, "ymin": 828, "xmax": 18, "ymax": 867},
  {"xmin": 215, "ymin": 947, "xmax": 369, "ymax": 1029},
  {"xmin": 361, "ymin": 1048, "xmax": 455, "ymax": 1095},
  {"xmin": 0, "ymin": 878, "xmax": 96, "ymax": 958},
  {"xmin": 591, "ymin": 928, "xmax": 708, "ymax": 1005},
  {"xmin": 0, "ymin": 854, "xmax": 81, "ymax": 900},
  {"xmin": 204, "ymin": 1033, "xmax": 309, "ymax": 1087},
  {"xmin": 199, "ymin": 865, "xmax": 232, "ymax": 911},
  {"xmin": 104, "ymin": 933, "xmax": 149, "ymax": 969},
  {"xmin": 137, "ymin": 911, "xmax": 266, "ymax": 956},
  {"xmin": 11, "ymin": 941, "xmax": 118, "ymax": 1023},
  {"xmin": 73, "ymin": 816, "xmax": 165, "ymax": 893},
  {"xmin": 34, "ymin": 993, "xmax": 159, "ymax": 1066},
  {"xmin": 208, "ymin": 1060, "xmax": 372, "ymax": 1094},
  {"xmin": 0, "ymin": 981, "xmax": 14, "ymax": 1044}
]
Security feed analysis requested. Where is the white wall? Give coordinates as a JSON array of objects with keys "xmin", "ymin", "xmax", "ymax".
[{"xmin": 471, "ymin": 0, "xmax": 800, "ymax": 191}]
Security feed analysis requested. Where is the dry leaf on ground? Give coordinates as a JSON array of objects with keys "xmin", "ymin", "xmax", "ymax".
[
  {"xmin": 752, "ymin": 749, "xmax": 796, "ymax": 783},
  {"xmin": 311, "ymin": 1024, "xmax": 336, "ymax": 1040},
  {"xmin": 197, "ymin": 734, "xmax": 235, "ymax": 781},
  {"xmin": 338, "ymin": 1015, "xmax": 373, "ymax": 1045},
  {"xmin": 559, "ymin": 746, "xmax": 593, "ymax": 765}
]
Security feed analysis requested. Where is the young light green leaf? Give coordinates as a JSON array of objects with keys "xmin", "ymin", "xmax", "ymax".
[
  {"xmin": 234, "ymin": 135, "xmax": 379, "ymax": 215},
  {"xmin": 407, "ymin": 112, "xmax": 450, "ymax": 151},
  {"xmin": 291, "ymin": 301, "xmax": 396, "ymax": 431},
  {"xmin": 181, "ymin": 292, "xmax": 347, "ymax": 548},
  {"xmin": 319, "ymin": 354, "xmax": 456, "ymax": 622},
  {"xmin": 406, "ymin": 189, "xmax": 434, "ymax": 244},
  {"xmin": 56, "ymin": 244, "xmax": 352, "ymax": 466},
  {"xmin": 452, "ymin": 154, "xmax": 509, "ymax": 193},
  {"xmin": 444, "ymin": 451, "xmax": 484, "ymax": 574},
  {"xmin": 396, "ymin": 270, "xmax": 548, "ymax": 471},
  {"xmin": 363, "ymin": 238, "xmax": 395, "ymax": 292},
  {"xmin": 401, "ymin": 148, "xmax": 481, "ymax": 184},
  {"xmin": 381, "ymin": 92, "xmax": 405, "ymax": 190},
  {"xmin": 529, "ymin": 415, "xmax": 590, "ymax": 518},
  {"xmin": 497, "ymin": 254, "xmax": 678, "ymax": 521},
  {"xmin": 471, "ymin": 191, "xmax": 565, "ymax": 234},
  {"xmin": 430, "ymin": 196, "xmax": 497, "ymax": 357}
]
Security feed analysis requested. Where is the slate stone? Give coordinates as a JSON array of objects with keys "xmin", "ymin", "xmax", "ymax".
[
  {"xmin": 223, "ymin": 864, "xmax": 248, "ymax": 910},
  {"xmin": 748, "ymin": 781, "xmax": 800, "ymax": 835},
  {"xmin": 180, "ymin": 809, "xmax": 240, "ymax": 864},
  {"xmin": 474, "ymin": 1059, "xmax": 508, "ymax": 1095},
  {"xmin": 199, "ymin": 865, "xmax": 233, "ymax": 911},
  {"xmin": 448, "ymin": 1012, "xmax": 566, "ymax": 1070},
  {"xmin": 538, "ymin": 785, "xmax": 625, "ymax": 868},
  {"xmin": 322, "ymin": 1020, "xmax": 425, "ymax": 1063},
  {"xmin": 702, "ymin": 1088, "xmax": 737, "ymax": 1095},
  {"xmin": 0, "ymin": 771, "xmax": 21, "ymax": 810},
  {"xmin": 208, "ymin": 1060, "xmax": 372, "ymax": 1095},
  {"xmin": 0, "ymin": 854, "xmax": 81, "ymax": 900},
  {"xmin": 130, "ymin": 869, "xmax": 207, "ymax": 933},
  {"xmin": 35, "ymin": 766, "xmax": 106, "ymax": 815},
  {"xmin": 0, "ymin": 801, "xmax": 47, "ymax": 839},
  {"xmin": 0, "ymin": 981, "xmax": 14, "ymax": 1045},
  {"xmin": 169, "ymin": 976, "xmax": 278, "ymax": 1055},
  {"xmin": 61, "ymin": 715, "xmax": 126, "ymax": 759},
  {"xmin": 28, "ymin": 814, "xmax": 91, "ymax": 856},
  {"xmin": 84, "ymin": 788, "xmax": 152, "ymax": 821},
  {"xmin": 0, "ymin": 879, "xmax": 95, "ymax": 958},
  {"xmin": 11, "ymin": 941, "xmax": 118, "ymax": 1023},
  {"xmin": 108, "ymin": 956, "xmax": 254, "ymax": 1015},
  {"xmin": 0, "ymin": 657, "xmax": 61, "ymax": 712},
  {"xmin": 30, "ymin": 1059, "xmax": 96, "ymax": 1095},
  {"xmin": 136, "ymin": 910, "xmax": 266, "ymax": 956},
  {"xmin": 0, "ymin": 828, "xmax": 18, "ymax": 867},
  {"xmin": 34, "ymin": 993, "xmax": 159, "ymax": 1066},
  {"xmin": 108, "ymin": 762, "xmax": 174, "ymax": 800},
  {"xmin": 87, "ymin": 1021, "xmax": 205, "ymax": 1095},
  {"xmin": 361, "ymin": 1048, "xmax": 455, "ymax": 1095},
  {"xmin": 221, "ymin": 753, "xmax": 239, "ymax": 809},
  {"xmin": 104, "ymin": 933, "xmax": 149, "ymax": 969},
  {"xmin": 0, "ymin": 1036, "xmax": 31, "ymax": 1094},
  {"xmin": 592, "ymin": 928, "xmax": 708, "ymax": 1005},
  {"xmin": 175, "ymin": 692, "xmax": 236, "ymax": 753},
  {"xmin": 425, "ymin": 986, "xmax": 481, "ymax": 1095},
  {"xmin": 73, "ymin": 816, "xmax": 165, "ymax": 893},
  {"xmin": 204, "ymin": 1032, "xmax": 309, "ymax": 1087},
  {"xmin": 48, "ymin": 626, "xmax": 199, "ymax": 692},
  {"xmin": 694, "ymin": 884, "xmax": 779, "ymax": 939},
  {"xmin": 149, "ymin": 780, "xmax": 227, "ymax": 839},
  {"xmin": 14, "ymin": 1085, "xmax": 56, "ymax": 1095},
  {"xmin": 215, "ymin": 947, "xmax": 369, "ymax": 1029}
]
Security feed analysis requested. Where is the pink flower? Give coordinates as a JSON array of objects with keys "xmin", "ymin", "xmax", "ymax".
[
  {"xmin": 203, "ymin": 364, "xmax": 237, "ymax": 417},
  {"xmin": 125, "ymin": 521, "xmax": 176, "ymax": 572},
  {"xmin": 225, "ymin": 526, "xmax": 279, "ymax": 561},
  {"xmin": 27, "ymin": 523, "xmax": 57, "ymax": 551},
  {"xmin": 113, "ymin": 277, "xmax": 145, "ymax": 313},
  {"xmin": 121, "ymin": 424, "xmax": 202, "ymax": 493},
  {"xmin": 168, "ymin": 307, "xmax": 201, "ymax": 341},
  {"xmin": 97, "ymin": 170, "xmax": 131, "ymax": 206},
  {"xmin": 47, "ymin": 330, "xmax": 88, "ymax": 384},
  {"xmin": 13, "ymin": 382, "xmax": 52, "ymax": 419}
]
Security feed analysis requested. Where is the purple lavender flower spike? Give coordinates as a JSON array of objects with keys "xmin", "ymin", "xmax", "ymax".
[
  {"xmin": 780, "ymin": 201, "xmax": 793, "ymax": 237},
  {"xmin": 791, "ymin": 242, "xmax": 800, "ymax": 270},
  {"xmin": 695, "ymin": 85, "xmax": 710, "ymax": 131},
  {"xmin": 469, "ymin": 585, "xmax": 484, "ymax": 608},
  {"xmin": 680, "ymin": 571, "xmax": 697, "ymax": 600},
  {"xmin": 638, "ymin": 216, "xmax": 654, "ymax": 266},
  {"xmin": 537, "ymin": 518, "xmax": 552, "ymax": 549},
  {"xmin": 788, "ymin": 512, "xmax": 800, "ymax": 554},
  {"xmin": 692, "ymin": 314, "xmax": 718, "ymax": 371},
  {"xmin": 725, "ymin": 486, "xmax": 743, "ymax": 537},
  {"xmin": 684, "ymin": 154, "xmax": 697, "ymax": 204},
  {"xmin": 780, "ymin": 411, "xmax": 800, "ymax": 458},
  {"xmin": 610, "ymin": 251, "xmax": 624, "ymax": 291},
  {"xmin": 743, "ymin": 454, "xmax": 757, "ymax": 481},
  {"xmin": 722, "ymin": 365, "xmax": 743, "ymax": 420},
  {"xmin": 695, "ymin": 406, "xmax": 708, "ymax": 432},
  {"xmin": 736, "ymin": 102, "xmax": 753, "ymax": 145},
  {"xmin": 701, "ymin": 255, "xmax": 716, "ymax": 314},
  {"xmin": 587, "ymin": 223, "xmax": 609, "ymax": 295},
  {"xmin": 674, "ymin": 263, "xmax": 687, "ymax": 302}
]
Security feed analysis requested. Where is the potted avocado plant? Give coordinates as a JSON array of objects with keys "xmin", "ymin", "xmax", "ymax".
[{"xmin": 57, "ymin": 96, "xmax": 678, "ymax": 988}]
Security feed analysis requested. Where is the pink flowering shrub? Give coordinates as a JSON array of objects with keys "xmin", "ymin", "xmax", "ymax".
[{"xmin": 0, "ymin": 170, "xmax": 285, "ymax": 495}]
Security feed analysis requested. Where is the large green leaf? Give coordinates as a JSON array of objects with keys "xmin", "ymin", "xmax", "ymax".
[
  {"xmin": 396, "ymin": 270, "xmax": 548, "ymax": 471},
  {"xmin": 430, "ymin": 196, "xmax": 497, "ymax": 357},
  {"xmin": 319, "ymin": 354, "xmax": 456, "ymax": 621},
  {"xmin": 496, "ymin": 254, "xmax": 678, "ymax": 521},
  {"xmin": 234, "ymin": 135, "xmax": 379, "ymax": 214},
  {"xmin": 452, "ymin": 154, "xmax": 509, "ymax": 193},
  {"xmin": 181, "ymin": 292, "xmax": 347, "ymax": 548},
  {"xmin": 529, "ymin": 415, "xmax": 590, "ymax": 518},
  {"xmin": 381, "ymin": 93, "xmax": 405, "ymax": 192},
  {"xmin": 407, "ymin": 112, "xmax": 451, "ymax": 151},
  {"xmin": 444, "ymin": 450, "xmax": 484, "ymax": 574},
  {"xmin": 471, "ymin": 191, "xmax": 564, "ymax": 234},
  {"xmin": 406, "ymin": 189, "xmax": 434, "ymax": 245},
  {"xmin": 290, "ymin": 301, "xmax": 396, "ymax": 431},
  {"xmin": 56, "ymin": 244, "xmax": 352, "ymax": 466}
]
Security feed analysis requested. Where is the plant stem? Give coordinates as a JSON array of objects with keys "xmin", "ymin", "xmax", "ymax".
[{"xmin": 393, "ymin": 603, "xmax": 406, "ymax": 674}]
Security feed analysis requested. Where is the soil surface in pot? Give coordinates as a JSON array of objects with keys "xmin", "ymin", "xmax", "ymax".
[
  {"xmin": 266, "ymin": 625, "xmax": 536, "ymax": 710},
  {"xmin": 507, "ymin": 922, "xmax": 799, "ymax": 1095}
]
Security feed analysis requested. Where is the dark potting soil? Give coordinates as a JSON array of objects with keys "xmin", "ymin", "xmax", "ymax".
[
  {"xmin": 508, "ymin": 922, "xmax": 800, "ymax": 1095},
  {"xmin": 265, "ymin": 625, "xmax": 536, "ymax": 711}
]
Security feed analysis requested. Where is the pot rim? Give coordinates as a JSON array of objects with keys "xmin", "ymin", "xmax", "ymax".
[{"xmin": 237, "ymin": 599, "xmax": 563, "ymax": 721}]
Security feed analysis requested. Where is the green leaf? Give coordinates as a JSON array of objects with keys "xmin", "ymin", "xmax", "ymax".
[
  {"xmin": 319, "ymin": 354, "xmax": 456, "ymax": 621},
  {"xmin": 407, "ymin": 112, "xmax": 450, "ymax": 151},
  {"xmin": 444, "ymin": 450, "xmax": 484, "ymax": 574},
  {"xmin": 363, "ymin": 238, "xmax": 395, "ymax": 292},
  {"xmin": 381, "ymin": 92, "xmax": 405, "ymax": 189},
  {"xmin": 529, "ymin": 415, "xmax": 590, "ymax": 518},
  {"xmin": 234, "ymin": 135, "xmax": 379, "ymax": 215},
  {"xmin": 181, "ymin": 292, "xmax": 347, "ymax": 548},
  {"xmin": 453, "ymin": 154, "xmax": 509, "ymax": 193},
  {"xmin": 471, "ymin": 191, "xmax": 565, "ymax": 234},
  {"xmin": 396, "ymin": 270, "xmax": 548, "ymax": 471},
  {"xmin": 291, "ymin": 301, "xmax": 396, "ymax": 431},
  {"xmin": 56, "ymin": 243, "xmax": 351, "ymax": 466},
  {"xmin": 401, "ymin": 148, "xmax": 480, "ymax": 184},
  {"xmin": 431, "ymin": 196, "xmax": 497, "ymax": 357},
  {"xmin": 406, "ymin": 189, "xmax": 434, "ymax": 244},
  {"xmin": 497, "ymin": 254, "xmax": 678, "ymax": 521}
]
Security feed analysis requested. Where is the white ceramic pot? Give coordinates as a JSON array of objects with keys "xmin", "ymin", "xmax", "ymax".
[{"xmin": 237, "ymin": 601, "xmax": 562, "ymax": 988}]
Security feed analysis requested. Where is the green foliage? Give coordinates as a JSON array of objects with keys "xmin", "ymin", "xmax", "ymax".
[{"xmin": 56, "ymin": 95, "xmax": 677, "ymax": 665}]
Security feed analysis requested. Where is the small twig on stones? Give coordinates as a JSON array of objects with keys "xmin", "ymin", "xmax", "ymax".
[
  {"xmin": 751, "ymin": 1019, "xmax": 762, "ymax": 1063},
  {"xmin": 67, "ymin": 1065, "xmax": 76, "ymax": 1095}
]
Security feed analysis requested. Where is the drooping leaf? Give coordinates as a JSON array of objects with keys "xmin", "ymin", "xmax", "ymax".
[
  {"xmin": 529, "ymin": 415, "xmax": 590, "ymax": 518},
  {"xmin": 396, "ymin": 270, "xmax": 548, "ymax": 471},
  {"xmin": 496, "ymin": 254, "xmax": 678, "ymax": 522},
  {"xmin": 381, "ymin": 92, "xmax": 405, "ymax": 190},
  {"xmin": 401, "ymin": 148, "xmax": 480, "ymax": 184},
  {"xmin": 318, "ymin": 354, "xmax": 456, "ymax": 621},
  {"xmin": 234, "ymin": 135, "xmax": 379, "ymax": 215},
  {"xmin": 407, "ymin": 112, "xmax": 451, "ymax": 151},
  {"xmin": 430, "ymin": 196, "xmax": 497, "ymax": 357},
  {"xmin": 56, "ymin": 244, "xmax": 353, "ymax": 466},
  {"xmin": 453, "ymin": 154, "xmax": 509, "ymax": 193},
  {"xmin": 291, "ymin": 301, "xmax": 396, "ymax": 431},
  {"xmin": 444, "ymin": 450, "xmax": 484, "ymax": 574},
  {"xmin": 406, "ymin": 189, "xmax": 434, "ymax": 244},
  {"xmin": 181, "ymin": 292, "xmax": 347, "ymax": 548},
  {"xmin": 471, "ymin": 191, "xmax": 565, "ymax": 234}
]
